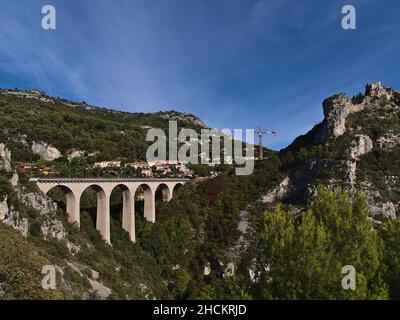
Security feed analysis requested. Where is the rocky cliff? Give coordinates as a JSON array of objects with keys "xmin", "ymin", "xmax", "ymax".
[{"xmin": 278, "ymin": 82, "xmax": 400, "ymax": 221}]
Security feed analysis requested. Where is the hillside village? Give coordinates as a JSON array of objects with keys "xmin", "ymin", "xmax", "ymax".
[{"xmin": 17, "ymin": 159, "xmax": 196, "ymax": 178}]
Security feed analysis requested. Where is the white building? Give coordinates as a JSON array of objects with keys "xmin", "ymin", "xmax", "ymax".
[{"xmin": 94, "ymin": 160, "xmax": 121, "ymax": 168}]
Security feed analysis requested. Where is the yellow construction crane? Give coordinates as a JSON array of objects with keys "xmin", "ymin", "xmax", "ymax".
[{"xmin": 257, "ymin": 126, "xmax": 277, "ymax": 160}]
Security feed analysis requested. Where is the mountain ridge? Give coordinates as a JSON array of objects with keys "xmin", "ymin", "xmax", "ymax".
[{"xmin": 0, "ymin": 87, "xmax": 205, "ymax": 129}]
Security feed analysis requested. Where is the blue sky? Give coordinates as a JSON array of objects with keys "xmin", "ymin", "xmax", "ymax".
[{"xmin": 0, "ymin": 0, "xmax": 399, "ymax": 150}]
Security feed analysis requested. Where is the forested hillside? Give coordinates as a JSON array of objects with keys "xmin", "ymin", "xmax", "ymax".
[{"xmin": 0, "ymin": 89, "xmax": 204, "ymax": 164}]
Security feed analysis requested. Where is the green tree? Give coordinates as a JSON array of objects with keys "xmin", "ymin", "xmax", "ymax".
[
  {"xmin": 379, "ymin": 219, "xmax": 400, "ymax": 299},
  {"xmin": 252, "ymin": 186, "xmax": 388, "ymax": 299}
]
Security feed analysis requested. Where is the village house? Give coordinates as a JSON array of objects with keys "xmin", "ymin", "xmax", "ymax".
[
  {"xmin": 39, "ymin": 167, "xmax": 59, "ymax": 176},
  {"xmin": 93, "ymin": 160, "xmax": 122, "ymax": 168},
  {"xmin": 19, "ymin": 163, "xmax": 37, "ymax": 171},
  {"xmin": 125, "ymin": 160, "xmax": 192, "ymax": 177}
]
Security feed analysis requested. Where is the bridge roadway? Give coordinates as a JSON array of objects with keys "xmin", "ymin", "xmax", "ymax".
[{"xmin": 31, "ymin": 178, "xmax": 189, "ymax": 243}]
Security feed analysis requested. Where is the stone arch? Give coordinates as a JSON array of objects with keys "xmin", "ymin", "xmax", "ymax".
[
  {"xmin": 45, "ymin": 185, "xmax": 80, "ymax": 225},
  {"xmin": 155, "ymin": 183, "xmax": 172, "ymax": 202},
  {"xmin": 172, "ymin": 183, "xmax": 183, "ymax": 195},
  {"xmin": 110, "ymin": 184, "xmax": 135, "ymax": 242},
  {"xmin": 80, "ymin": 184, "xmax": 110, "ymax": 243},
  {"xmin": 134, "ymin": 183, "xmax": 155, "ymax": 223}
]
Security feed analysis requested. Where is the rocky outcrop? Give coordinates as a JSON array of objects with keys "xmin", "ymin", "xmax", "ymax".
[
  {"xmin": 18, "ymin": 191, "xmax": 57, "ymax": 216},
  {"xmin": 31, "ymin": 141, "xmax": 61, "ymax": 161},
  {"xmin": 41, "ymin": 218, "xmax": 67, "ymax": 240},
  {"xmin": 321, "ymin": 82, "xmax": 397, "ymax": 141},
  {"xmin": 0, "ymin": 196, "xmax": 29, "ymax": 237},
  {"xmin": 371, "ymin": 202, "xmax": 397, "ymax": 220},
  {"xmin": 377, "ymin": 133, "xmax": 400, "ymax": 149},
  {"xmin": 67, "ymin": 149, "xmax": 86, "ymax": 161},
  {"xmin": 322, "ymin": 94, "xmax": 363, "ymax": 138},
  {"xmin": 349, "ymin": 135, "xmax": 373, "ymax": 160},
  {"xmin": 261, "ymin": 177, "xmax": 290, "ymax": 203},
  {"xmin": 89, "ymin": 279, "xmax": 112, "ymax": 300},
  {"xmin": 66, "ymin": 241, "xmax": 81, "ymax": 255},
  {"xmin": 0, "ymin": 143, "xmax": 12, "ymax": 172},
  {"xmin": 10, "ymin": 171, "xmax": 19, "ymax": 187},
  {"xmin": 203, "ymin": 263, "xmax": 211, "ymax": 276},
  {"xmin": 0, "ymin": 196, "xmax": 9, "ymax": 221},
  {"xmin": 65, "ymin": 261, "xmax": 111, "ymax": 299},
  {"xmin": 346, "ymin": 160, "xmax": 357, "ymax": 194},
  {"xmin": 365, "ymin": 81, "xmax": 395, "ymax": 100}
]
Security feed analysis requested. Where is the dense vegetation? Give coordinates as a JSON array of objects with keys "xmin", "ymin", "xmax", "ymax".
[{"xmin": 246, "ymin": 187, "xmax": 388, "ymax": 299}]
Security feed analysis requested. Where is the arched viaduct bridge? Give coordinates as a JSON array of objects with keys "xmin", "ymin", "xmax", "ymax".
[{"xmin": 31, "ymin": 178, "xmax": 189, "ymax": 244}]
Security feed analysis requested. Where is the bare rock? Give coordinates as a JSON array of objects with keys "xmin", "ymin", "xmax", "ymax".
[
  {"xmin": 223, "ymin": 262, "xmax": 235, "ymax": 278},
  {"xmin": 41, "ymin": 218, "xmax": 67, "ymax": 240},
  {"xmin": 365, "ymin": 81, "xmax": 395, "ymax": 100},
  {"xmin": 67, "ymin": 149, "xmax": 86, "ymax": 161},
  {"xmin": 31, "ymin": 141, "xmax": 61, "ymax": 161},
  {"xmin": 203, "ymin": 263, "xmax": 211, "ymax": 276},
  {"xmin": 91, "ymin": 270, "xmax": 100, "ymax": 280},
  {"xmin": 349, "ymin": 134, "xmax": 373, "ymax": 159},
  {"xmin": 19, "ymin": 191, "xmax": 57, "ymax": 215},
  {"xmin": 323, "ymin": 93, "xmax": 364, "ymax": 138},
  {"xmin": 371, "ymin": 202, "xmax": 397, "ymax": 220},
  {"xmin": 66, "ymin": 241, "xmax": 81, "ymax": 255},
  {"xmin": 261, "ymin": 177, "xmax": 289, "ymax": 203},
  {"xmin": 10, "ymin": 171, "xmax": 19, "ymax": 187},
  {"xmin": 89, "ymin": 279, "xmax": 112, "ymax": 300},
  {"xmin": 346, "ymin": 160, "xmax": 357, "ymax": 194},
  {"xmin": 0, "ymin": 196, "xmax": 9, "ymax": 221},
  {"xmin": 0, "ymin": 196, "xmax": 29, "ymax": 237},
  {"xmin": 0, "ymin": 143, "xmax": 12, "ymax": 172}
]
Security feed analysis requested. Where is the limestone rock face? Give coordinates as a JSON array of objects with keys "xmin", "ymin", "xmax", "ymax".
[
  {"xmin": 0, "ymin": 196, "xmax": 9, "ymax": 221},
  {"xmin": 66, "ymin": 241, "xmax": 81, "ymax": 256},
  {"xmin": 41, "ymin": 218, "xmax": 67, "ymax": 240},
  {"xmin": 349, "ymin": 135, "xmax": 373, "ymax": 159},
  {"xmin": 261, "ymin": 177, "xmax": 290, "ymax": 203},
  {"xmin": 0, "ymin": 143, "xmax": 12, "ymax": 172},
  {"xmin": 19, "ymin": 192, "xmax": 57, "ymax": 215},
  {"xmin": 365, "ymin": 81, "xmax": 394, "ymax": 100},
  {"xmin": 67, "ymin": 149, "xmax": 86, "ymax": 161},
  {"xmin": 31, "ymin": 141, "xmax": 61, "ymax": 161},
  {"xmin": 371, "ymin": 202, "xmax": 397, "ymax": 220},
  {"xmin": 320, "ymin": 82, "xmax": 396, "ymax": 141},
  {"xmin": 89, "ymin": 279, "xmax": 112, "ymax": 300},
  {"xmin": 10, "ymin": 171, "xmax": 19, "ymax": 187},
  {"xmin": 346, "ymin": 160, "xmax": 357, "ymax": 194},
  {"xmin": 0, "ymin": 196, "xmax": 29, "ymax": 237},
  {"xmin": 322, "ymin": 94, "xmax": 362, "ymax": 138}
]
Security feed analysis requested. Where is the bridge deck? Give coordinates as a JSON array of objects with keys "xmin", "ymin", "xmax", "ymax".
[{"xmin": 30, "ymin": 177, "xmax": 190, "ymax": 183}]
